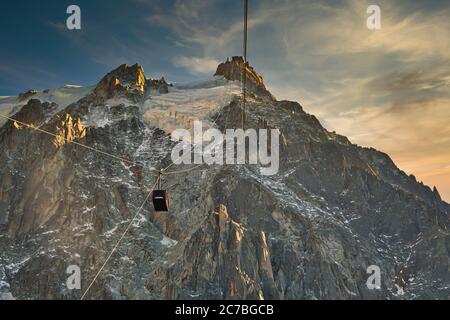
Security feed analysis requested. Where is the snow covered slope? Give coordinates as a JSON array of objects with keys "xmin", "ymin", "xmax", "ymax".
[
  {"xmin": 0, "ymin": 85, "xmax": 94, "ymax": 126},
  {"xmin": 0, "ymin": 76, "xmax": 239, "ymax": 134},
  {"xmin": 0, "ymin": 96, "xmax": 17, "ymax": 122},
  {"xmin": 142, "ymin": 76, "xmax": 241, "ymax": 134}
]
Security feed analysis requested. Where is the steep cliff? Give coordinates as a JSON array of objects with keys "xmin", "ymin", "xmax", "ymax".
[{"xmin": 215, "ymin": 56, "xmax": 275, "ymax": 100}]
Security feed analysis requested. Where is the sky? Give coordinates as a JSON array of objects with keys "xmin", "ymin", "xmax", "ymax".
[{"xmin": 0, "ymin": 0, "xmax": 449, "ymax": 201}]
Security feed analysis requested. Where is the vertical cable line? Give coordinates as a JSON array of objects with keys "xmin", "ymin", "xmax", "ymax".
[{"xmin": 242, "ymin": 0, "xmax": 248, "ymax": 130}]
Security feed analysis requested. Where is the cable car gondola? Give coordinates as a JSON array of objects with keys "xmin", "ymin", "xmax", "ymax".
[{"xmin": 152, "ymin": 170, "xmax": 169, "ymax": 212}]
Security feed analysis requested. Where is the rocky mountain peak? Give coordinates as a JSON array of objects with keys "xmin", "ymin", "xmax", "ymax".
[
  {"xmin": 433, "ymin": 186, "xmax": 442, "ymax": 200},
  {"xmin": 17, "ymin": 89, "xmax": 38, "ymax": 102},
  {"xmin": 92, "ymin": 63, "xmax": 171, "ymax": 103},
  {"xmin": 215, "ymin": 56, "xmax": 274, "ymax": 99},
  {"xmin": 94, "ymin": 63, "xmax": 146, "ymax": 102}
]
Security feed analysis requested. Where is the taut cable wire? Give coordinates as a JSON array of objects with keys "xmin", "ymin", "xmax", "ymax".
[
  {"xmin": 0, "ymin": 113, "xmax": 145, "ymax": 168},
  {"xmin": 80, "ymin": 180, "xmax": 158, "ymax": 300}
]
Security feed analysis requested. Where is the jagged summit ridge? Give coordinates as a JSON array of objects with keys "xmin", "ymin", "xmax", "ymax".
[
  {"xmin": 93, "ymin": 63, "xmax": 169, "ymax": 103},
  {"xmin": 6, "ymin": 58, "xmax": 271, "ymax": 111},
  {"xmin": 215, "ymin": 56, "xmax": 263, "ymax": 86},
  {"xmin": 94, "ymin": 63, "xmax": 146, "ymax": 101},
  {"xmin": 215, "ymin": 56, "xmax": 275, "ymax": 100}
]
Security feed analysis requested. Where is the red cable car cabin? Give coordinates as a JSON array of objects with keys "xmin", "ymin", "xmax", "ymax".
[{"xmin": 152, "ymin": 190, "xmax": 169, "ymax": 212}]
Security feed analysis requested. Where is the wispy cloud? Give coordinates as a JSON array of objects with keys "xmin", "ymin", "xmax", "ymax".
[
  {"xmin": 173, "ymin": 56, "xmax": 220, "ymax": 75},
  {"xmin": 147, "ymin": 0, "xmax": 260, "ymax": 68},
  {"xmin": 152, "ymin": 0, "xmax": 450, "ymax": 200}
]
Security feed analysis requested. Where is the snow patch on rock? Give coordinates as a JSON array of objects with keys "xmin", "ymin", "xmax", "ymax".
[{"xmin": 161, "ymin": 236, "xmax": 178, "ymax": 247}]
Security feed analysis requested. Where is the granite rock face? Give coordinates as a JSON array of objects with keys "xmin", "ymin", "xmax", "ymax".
[
  {"xmin": 0, "ymin": 61, "xmax": 448, "ymax": 300},
  {"xmin": 94, "ymin": 64, "xmax": 147, "ymax": 103},
  {"xmin": 215, "ymin": 56, "xmax": 275, "ymax": 100}
]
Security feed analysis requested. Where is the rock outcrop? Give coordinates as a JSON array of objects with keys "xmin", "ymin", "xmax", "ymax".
[
  {"xmin": 17, "ymin": 90, "xmax": 37, "ymax": 102},
  {"xmin": 93, "ymin": 64, "xmax": 171, "ymax": 104},
  {"xmin": 53, "ymin": 114, "xmax": 86, "ymax": 147},
  {"xmin": 94, "ymin": 64, "xmax": 147, "ymax": 103},
  {"xmin": 146, "ymin": 77, "xmax": 170, "ymax": 95},
  {"xmin": 215, "ymin": 56, "xmax": 274, "ymax": 100}
]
